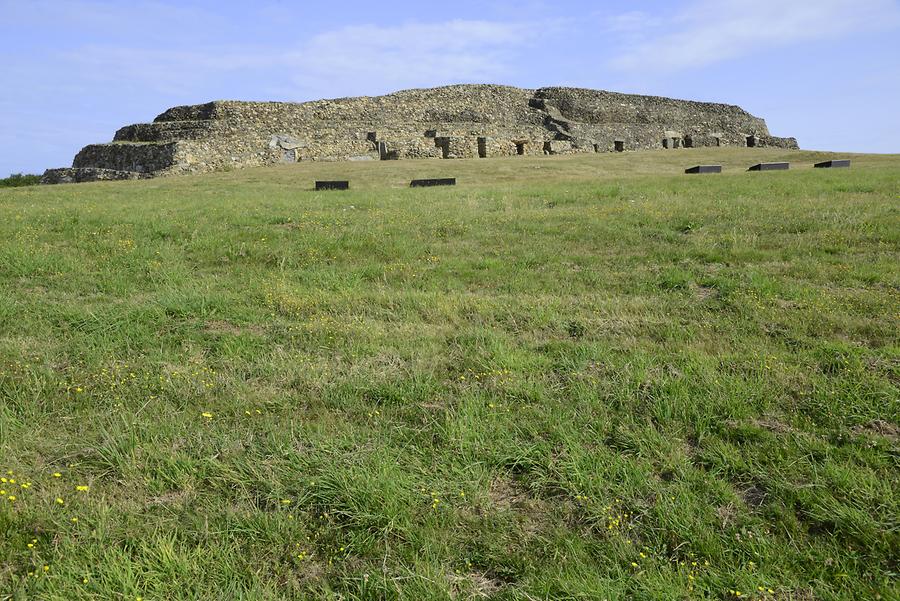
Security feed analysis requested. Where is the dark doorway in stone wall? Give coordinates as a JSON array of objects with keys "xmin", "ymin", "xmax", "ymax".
[
  {"xmin": 683, "ymin": 136, "xmax": 693, "ymax": 148},
  {"xmin": 593, "ymin": 143, "xmax": 600, "ymax": 153},
  {"xmin": 713, "ymin": 137, "xmax": 721, "ymax": 147},
  {"xmin": 614, "ymin": 140, "xmax": 624, "ymax": 152},
  {"xmin": 477, "ymin": 137, "xmax": 487, "ymax": 158},
  {"xmin": 515, "ymin": 142, "xmax": 526, "ymax": 155},
  {"xmin": 543, "ymin": 141, "xmax": 552, "ymax": 155},
  {"xmin": 435, "ymin": 138, "xmax": 451, "ymax": 159},
  {"xmin": 746, "ymin": 136, "xmax": 757, "ymax": 148},
  {"xmin": 378, "ymin": 141, "xmax": 398, "ymax": 160}
]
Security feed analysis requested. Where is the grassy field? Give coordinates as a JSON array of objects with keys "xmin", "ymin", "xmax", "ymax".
[{"xmin": 0, "ymin": 148, "xmax": 898, "ymax": 600}]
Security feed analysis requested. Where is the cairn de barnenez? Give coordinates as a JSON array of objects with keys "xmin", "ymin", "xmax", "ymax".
[{"xmin": 42, "ymin": 84, "xmax": 798, "ymax": 183}]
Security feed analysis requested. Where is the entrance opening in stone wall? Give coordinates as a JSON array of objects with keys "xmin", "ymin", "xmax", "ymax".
[
  {"xmin": 746, "ymin": 136, "xmax": 756, "ymax": 147},
  {"xmin": 593, "ymin": 143, "xmax": 600, "ymax": 153},
  {"xmin": 543, "ymin": 141, "xmax": 552, "ymax": 155},
  {"xmin": 477, "ymin": 137, "xmax": 487, "ymax": 158},
  {"xmin": 379, "ymin": 141, "xmax": 399, "ymax": 160},
  {"xmin": 614, "ymin": 140, "xmax": 624, "ymax": 152},
  {"xmin": 435, "ymin": 138, "xmax": 451, "ymax": 159},
  {"xmin": 683, "ymin": 136, "xmax": 693, "ymax": 148},
  {"xmin": 515, "ymin": 142, "xmax": 526, "ymax": 155}
]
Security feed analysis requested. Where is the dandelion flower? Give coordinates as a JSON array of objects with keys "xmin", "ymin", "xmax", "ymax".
[
  {"xmin": 56, "ymin": 497, "xmax": 64, "ymax": 504},
  {"xmin": 201, "ymin": 412, "xmax": 213, "ymax": 419},
  {"xmin": 76, "ymin": 485, "xmax": 89, "ymax": 492},
  {"xmin": 53, "ymin": 472, "xmax": 61, "ymax": 478}
]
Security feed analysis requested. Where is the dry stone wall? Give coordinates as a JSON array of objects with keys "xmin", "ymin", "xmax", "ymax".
[{"xmin": 41, "ymin": 84, "xmax": 798, "ymax": 183}]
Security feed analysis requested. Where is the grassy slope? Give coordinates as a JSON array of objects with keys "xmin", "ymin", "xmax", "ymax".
[{"xmin": 0, "ymin": 149, "xmax": 898, "ymax": 600}]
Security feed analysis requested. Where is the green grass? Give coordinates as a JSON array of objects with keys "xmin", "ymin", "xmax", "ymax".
[{"xmin": 1, "ymin": 148, "xmax": 898, "ymax": 600}]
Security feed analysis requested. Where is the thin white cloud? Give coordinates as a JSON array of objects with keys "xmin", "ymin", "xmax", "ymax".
[
  {"xmin": 0, "ymin": 0, "xmax": 228, "ymax": 40},
  {"xmin": 603, "ymin": 11, "xmax": 663, "ymax": 34},
  {"xmin": 284, "ymin": 20, "xmax": 540, "ymax": 96},
  {"xmin": 44, "ymin": 19, "xmax": 544, "ymax": 101},
  {"xmin": 57, "ymin": 46, "xmax": 268, "ymax": 95},
  {"xmin": 609, "ymin": 0, "xmax": 900, "ymax": 72}
]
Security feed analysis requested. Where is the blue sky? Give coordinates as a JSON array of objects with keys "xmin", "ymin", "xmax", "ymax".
[{"xmin": 2, "ymin": 0, "xmax": 899, "ymax": 175}]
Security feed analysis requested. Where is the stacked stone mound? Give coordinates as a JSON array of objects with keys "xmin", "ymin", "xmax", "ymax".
[{"xmin": 42, "ymin": 84, "xmax": 798, "ymax": 184}]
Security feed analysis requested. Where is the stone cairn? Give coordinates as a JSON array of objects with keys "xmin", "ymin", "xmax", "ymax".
[{"xmin": 42, "ymin": 84, "xmax": 798, "ymax": 184}]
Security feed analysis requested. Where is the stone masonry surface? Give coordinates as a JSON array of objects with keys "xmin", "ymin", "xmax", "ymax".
[{"xmin": 41, "ymin": 84, "xmax": 799, "ymax": 183}]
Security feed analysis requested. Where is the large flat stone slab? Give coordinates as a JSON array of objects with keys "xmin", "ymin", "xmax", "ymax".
[
  {"xmin": 410, "ymin": 178, "xmax": 456, "ymax": 187},
  {"xmin": 748, "ymin": 162, "xmax": 789, "ymax": 171},
  {"xmin": 814, "ymin": 160, "xmax": 850, "ymax": 168},
  {"xmin": 685, "ymin": 165, "xmax": 722, "ymax": 174},
  {"xmin": 315, "ymin": 180, "xmax": 349, "ymax": 191}
]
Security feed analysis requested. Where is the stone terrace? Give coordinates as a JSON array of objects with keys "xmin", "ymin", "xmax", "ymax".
[{"xmin": 42, "ymin": 84, "xmax": 798, "ymax": 184}]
